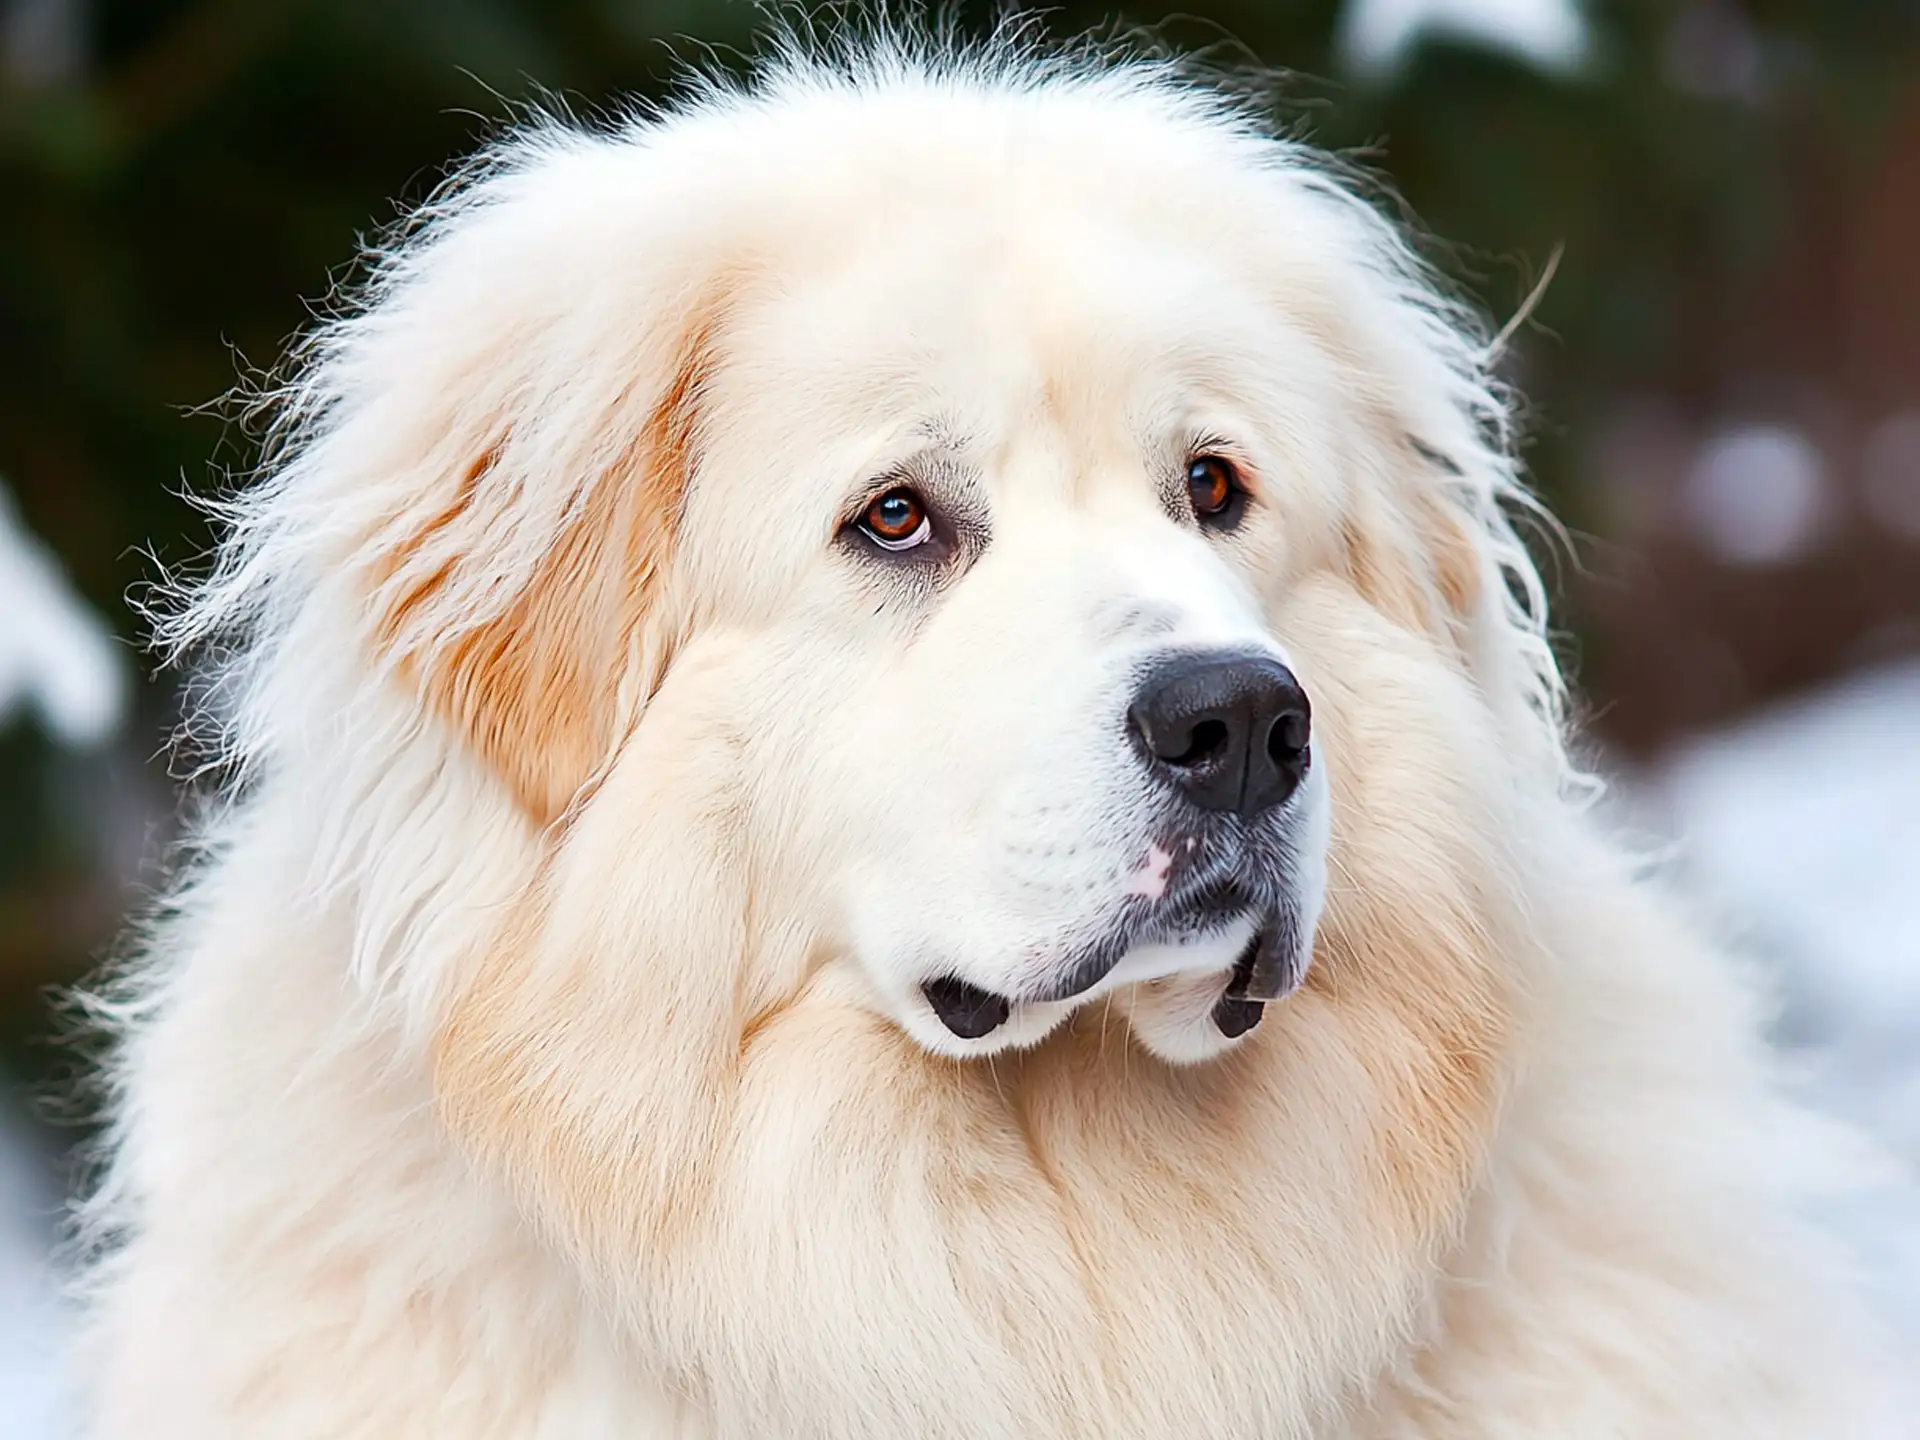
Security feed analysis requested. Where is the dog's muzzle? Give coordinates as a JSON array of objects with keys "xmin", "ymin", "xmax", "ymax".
[{"xmin": 919, "ymin": 649, "xmax": 1318, "ymax": 1048}]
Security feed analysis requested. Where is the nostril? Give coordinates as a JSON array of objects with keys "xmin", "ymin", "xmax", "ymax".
[
  {"xmin": 1166, "ymin": 717, "xmax": 1231, "ymax": 768},
  {"xmin": 1266, "ymin": 709, "xmax": 1310, "ymax": 766}
]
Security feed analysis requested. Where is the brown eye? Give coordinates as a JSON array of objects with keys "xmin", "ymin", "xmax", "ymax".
[
  {"xmin": 1186, "ymin": 455, "xmax": 1244, "ymax": 527},
  {"xmin": 858, "ymin": 487, "xmax": 932, "ymax": 551}
]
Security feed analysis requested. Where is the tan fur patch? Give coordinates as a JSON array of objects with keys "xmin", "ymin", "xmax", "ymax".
[
  {"xmin": 1343, "ymin": 511, "xmax": 1433, "ymax": 637},
  {"xmin": 1412, "ymin": 484, "xmax": 1483, "ymax": 622},
  {"xmin": 379, "ymin": 323, "xmax": 714, "ymax": 826},
  {"xmin": 1307, "ymin": 891, "xmax": 1509, "ymax": 1238},
  {"xmin": 1343, "ymin": 478, "xmax": 1483, "ymax": 650}
]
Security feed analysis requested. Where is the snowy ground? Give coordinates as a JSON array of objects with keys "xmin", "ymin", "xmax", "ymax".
[
  {"xmin": 2, "ymin": 662, "xmax": 1916, "ymax": 1431},
  {"xmin": 0, "ymin": 1099, "xmax": 66, "ymax": 1438},
  {"xmin": 1629, "ymin": 659, "xmax": 1920, "ymax": 1343}
]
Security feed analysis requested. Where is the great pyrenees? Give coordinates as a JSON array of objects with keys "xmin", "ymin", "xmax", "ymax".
[{"xmin": 76, "ymin": 32, "xmax": 1907, "ymax": 1439}]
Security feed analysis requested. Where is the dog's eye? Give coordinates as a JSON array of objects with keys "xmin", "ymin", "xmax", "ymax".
[
  {"xmin": 1187, "ymin": 456, "xmax": 1246, "ymax": 529},
  {"xmin": 858, "ymin": 488, "xmax": 933, "ymax": 552}
]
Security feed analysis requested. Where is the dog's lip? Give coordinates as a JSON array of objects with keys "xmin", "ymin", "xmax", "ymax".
[
  {"xmin": 1212, "ymin": 991, "xmax": 1266, "ymax": 1038},
  {"xmin": 1206, "ymin": 913, "xmax": 1312, "ymax": 1035},
  {"xmin": 1025, "ymin": 947, "xmax": 1127, "ymax": 1004},
  {"xmin": 922, "ymin": 904, "xmax": 1300, "ymax": 1041},
  {"xmin": 1222, "ymin": 915, "xmax": 1302, "ymax": 1003},
  {"xmin": 920, "ymin": 976, "xmax": 1013, "ymax": 1039}
]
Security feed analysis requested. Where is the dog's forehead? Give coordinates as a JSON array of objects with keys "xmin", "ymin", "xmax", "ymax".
[
  {"xmin": 712, "ymin": 191, "xmax": 1328, "ymax": 478},
  {"xmin": 674, "ymin": 106, "xmax": 1372, "ymax": 591}
]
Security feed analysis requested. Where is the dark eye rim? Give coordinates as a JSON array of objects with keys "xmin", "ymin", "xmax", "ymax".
[{"xmin": 1186, "ymin": 453, "xmax": 1250, "ymax": 531}]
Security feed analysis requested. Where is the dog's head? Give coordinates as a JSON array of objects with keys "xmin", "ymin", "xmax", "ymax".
[
  {"xmin": 196, "ymin": 59, "xmax": 1556, "ymax": 1069},
  {"xmin": 191, "ymin": 48, "xmax": 1561, "ymax": 1259},
  {"xmin": 674, "ymin": 155, "xmax": 1355, "ymax": 1059}
]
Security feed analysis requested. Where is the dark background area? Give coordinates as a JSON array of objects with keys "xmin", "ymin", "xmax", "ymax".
[{"xmin": 3, "ymin": 0, "xmax": 1919, "ymax": 1144}]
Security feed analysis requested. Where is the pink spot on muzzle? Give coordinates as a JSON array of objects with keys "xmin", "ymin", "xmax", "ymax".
[{"xmin": 1123, "ymin": 842, "xmax": 1176, "ymax": 901}]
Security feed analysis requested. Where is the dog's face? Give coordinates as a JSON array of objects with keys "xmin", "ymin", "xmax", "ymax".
[
  {"xmin": 343, "ymin": 78, "xmax": 1526, "ymax": 1083},
  {"xmin": 670, "ymin": 204, "xmax": 1353, "ymax": 1061},
  {"xmin": 301, "ymin": 65, "xmax": 1543, "ymax": 1124}
]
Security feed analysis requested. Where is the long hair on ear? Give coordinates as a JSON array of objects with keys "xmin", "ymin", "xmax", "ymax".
[{"xmin": 143, "ymin": 116, "xmax": 741, "ymax": 1033}]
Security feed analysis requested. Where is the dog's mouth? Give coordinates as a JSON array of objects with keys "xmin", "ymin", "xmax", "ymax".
[{"xmin": 919, "ymin": 859, "xmax": 1310, "ymax": 1044}]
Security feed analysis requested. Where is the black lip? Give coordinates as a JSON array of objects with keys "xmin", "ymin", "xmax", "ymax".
[
  {"xmin": 1210, "ymin": 920, "xmax": 1300, "ymax": 1036},
  {"xmin": 1021, "ymin": 883, "xmax": 1250, "ymax": 1005},
  {"xmin": 1211, "ymin": 992, "xmax": 1266, "ymax": 1038},
  {"xmin": 921, "ymin": 976, "xmax": 1012, "ymax": 1039},
  {"xmin": 1222, "ymin": 913, "xmax": 1305, "ymax": 1003},
  {"xmin": 1030, "ymin": 948, "xmax": 1126, "ymax": 1005}
]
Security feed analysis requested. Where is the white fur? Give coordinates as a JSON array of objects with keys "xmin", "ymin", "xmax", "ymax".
[{"xmin": 74, "ymin": 31, "xmax": 1909, "ymax": 1439}]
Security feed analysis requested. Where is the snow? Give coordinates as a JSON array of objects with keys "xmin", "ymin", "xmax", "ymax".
[
  {"xmin": 1650, "ymin": 663, "xmax": 1920, "ymax": 1070},
  {"xmin": 0, "ymin": 483, "xmax": 127, "ymax": 748},
  {"xmin": 1337, "ymin": 0, "xmax": 1591, "ymax": 78},
  {"xmin": 0, "ymin": 1105, "xmax": 67, "ymax": 1438},
  {"xmin": 1634, "ymin": 661, "xmax": 1920, "ymax": 1342}
]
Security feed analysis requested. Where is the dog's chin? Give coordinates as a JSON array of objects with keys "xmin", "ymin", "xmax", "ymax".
[{"xmin": 1115, "ymin": 913, "xmax": 1315, "ymax": 1065}]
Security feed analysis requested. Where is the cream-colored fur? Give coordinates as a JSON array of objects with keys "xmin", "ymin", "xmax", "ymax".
[{"xmin": 75, "ymin": 33, "xmax": 1909, "ymax": 1439}]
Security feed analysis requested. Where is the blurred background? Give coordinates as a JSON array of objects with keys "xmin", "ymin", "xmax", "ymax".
[{"xmin": 2, "ymin": 0, "xmax": 1917, "ymax": 1427}]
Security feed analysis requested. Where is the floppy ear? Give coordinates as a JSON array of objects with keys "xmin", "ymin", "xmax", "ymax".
[
  {"xmin": 370, "ymin": 326, "xmax": 713, "ymax": 826},
  {"xmin": 1341, "ymin": 441, "xmax": 1486, "ymax": 650},
  {"xmin": 271, "ymin": 142, "xmax": 730, "ymax": 828},
  {"xmin": 1340, "ymin": 422, "xmax": 1572, "ymax": 787}
]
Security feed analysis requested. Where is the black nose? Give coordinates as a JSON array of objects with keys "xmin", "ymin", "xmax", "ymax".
[{"xmin": 1128, "ymin": 651, "xmax": 1310, "ymax": 816}]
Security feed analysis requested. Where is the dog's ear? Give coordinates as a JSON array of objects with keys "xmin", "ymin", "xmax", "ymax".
[
  {"xmin": 1342, "ymin": 427, "xmax": 1570, "ymax": 778},
  {"xmin": 370, "ymin": 330, "xmax": 712, "ymax": 826},
  {"xmin": 285, "ymin": 149, "xmax": 730, "ymax": 828},
  {"xmin": 1342, "ymin": 441, "xmax": 1485, "ymax": 650}
]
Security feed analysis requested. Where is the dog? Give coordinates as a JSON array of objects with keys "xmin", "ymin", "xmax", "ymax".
[{"xmin": 75, "ymin": 32, "xmax": 1908, "ymax": 1438}]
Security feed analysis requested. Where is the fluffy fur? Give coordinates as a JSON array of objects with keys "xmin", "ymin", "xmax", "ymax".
[{"xmin": 75, "ymin": 32, "xmax": 1909, "ymax": 1439}]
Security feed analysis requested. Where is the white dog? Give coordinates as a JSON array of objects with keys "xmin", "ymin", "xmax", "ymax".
[{"xmin": 75, "ymin": 32, "xmax": 1908, "ymax": 1438}]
